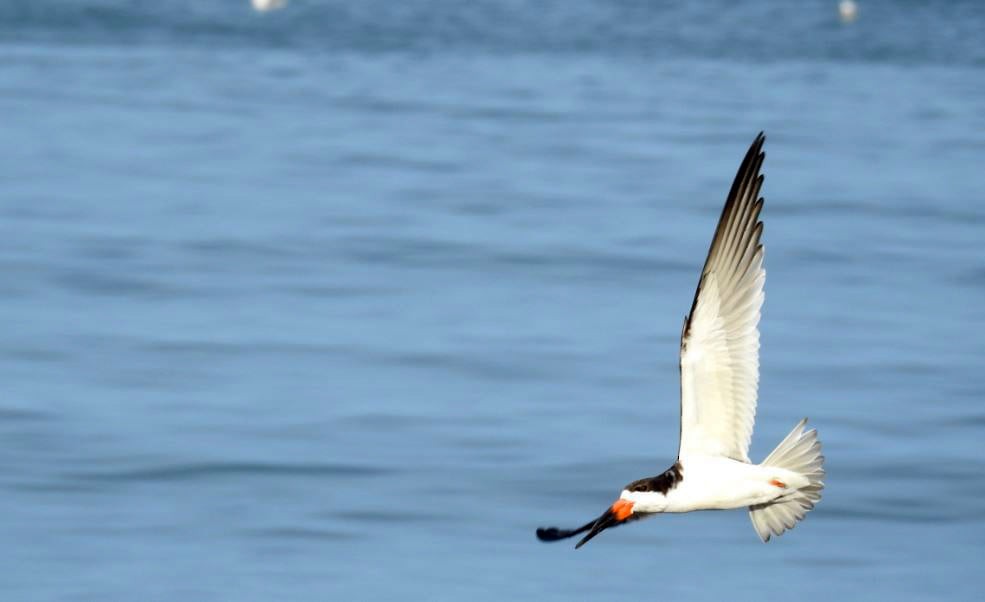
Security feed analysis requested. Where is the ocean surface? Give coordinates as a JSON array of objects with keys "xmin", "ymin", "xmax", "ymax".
[{"xmin": 1, "ymin": 1, "xmax": 984, "ymax": 600}]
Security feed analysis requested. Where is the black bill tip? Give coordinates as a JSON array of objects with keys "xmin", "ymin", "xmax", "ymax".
[
  {"xmin": 536, "ymin": 519, "xmax": 596, "ymax": 543},
  {"xmin": 537, "ymin": 508, "xmax": 624, "ymax": 549},
  {"xmin": 537, "ymin": 526, "xmax": 578, "ymax": 542}
]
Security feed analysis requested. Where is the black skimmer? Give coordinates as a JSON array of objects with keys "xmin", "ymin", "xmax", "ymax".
[{"xmin": 536, "ymin": 133, "xmax": 824, "ymax": 547}]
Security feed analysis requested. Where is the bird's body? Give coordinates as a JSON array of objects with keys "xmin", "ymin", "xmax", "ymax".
[
  {"xmin": 536, "ymin": 134, "xmax": 824, "ymax": 547},
  {"xmin": 629, "ymin": 456, "xmax": 808, "ymax": 514}
]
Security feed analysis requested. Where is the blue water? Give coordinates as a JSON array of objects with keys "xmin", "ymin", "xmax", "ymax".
[{"xmin": 2, "ymin": 1, "xmax": 984, "ymax": 600}]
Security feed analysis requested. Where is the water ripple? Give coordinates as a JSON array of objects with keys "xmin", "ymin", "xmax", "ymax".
[{"xmin": 66, "ymin": 461, "xmax": 396, "ymax": 483}]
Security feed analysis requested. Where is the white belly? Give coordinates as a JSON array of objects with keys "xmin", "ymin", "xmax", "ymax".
[{"xmin": 660, "ymin": 456, "xmax": 801, "ymax": 512}]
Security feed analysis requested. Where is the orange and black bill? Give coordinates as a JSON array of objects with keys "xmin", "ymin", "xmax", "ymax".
[{"xmin": 536, "ymin": 500, "xmax": 635, "ymax": 549}]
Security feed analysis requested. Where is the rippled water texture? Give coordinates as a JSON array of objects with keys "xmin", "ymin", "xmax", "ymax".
[{"xmin": 1, "ymin": 1, "xmax": 984, "ymax": 600}]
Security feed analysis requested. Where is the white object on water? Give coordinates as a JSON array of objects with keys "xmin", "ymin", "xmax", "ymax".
[
  {"xmin": 252, "ymin": 0, "xmax": 288, "ymax": 12},
  {"xmin": 839, "ymin": 0, "xmax": 858, "ymax": 23}
]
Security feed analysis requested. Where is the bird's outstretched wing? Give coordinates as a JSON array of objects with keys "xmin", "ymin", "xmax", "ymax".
[{"xmin": 678, "ymin": 133, "xmax": 766, "ymax": 462}]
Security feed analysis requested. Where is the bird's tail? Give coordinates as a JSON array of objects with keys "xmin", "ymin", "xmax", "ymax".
[{"xmin": 749, "ymin": 418, "xmax": 825, "ymax": 542}]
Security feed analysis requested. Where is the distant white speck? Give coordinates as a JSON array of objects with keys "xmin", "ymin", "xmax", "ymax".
[
  {"xmin": 252, "ymin": 0, "xmax": 288, "ymax": 12},
  {"xmin": 839, "ymin": 0, "xmax": 858, "ymax": 23}
]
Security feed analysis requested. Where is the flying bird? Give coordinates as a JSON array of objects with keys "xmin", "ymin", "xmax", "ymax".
[{"xmin": 536, "ymin": 133, "xmax": 824, "ymax": 547}]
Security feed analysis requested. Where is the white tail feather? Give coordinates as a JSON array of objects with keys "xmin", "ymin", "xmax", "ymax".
[{"xmin": 749, "ymin": 418, "xmax": 825, "ymax": 542}]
